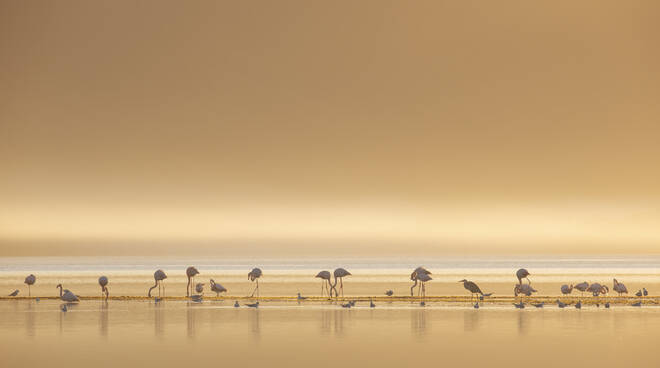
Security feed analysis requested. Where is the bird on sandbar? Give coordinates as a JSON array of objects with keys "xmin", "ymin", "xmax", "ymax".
[
  {"xmin": 297, "ymin": 293, "xmax": 307, "ymax": 301},
  {"xmin": 612, "ymin": 279, "xmax": 628, "ymax": 296},
  {"xmin": 532, "ymin": 302, "xmax": 544, "ymax": 308},
  {"xmin": 8, "ymin": 290, "xmax": 19, "ymax": 297},
  {"xmin": 56, "ymin": 284, "xmax": 79, "ymax": 302},
  {"xmin": 248, "ymin": 268, "xmax": 263, "ymax": 298},
  {"xmin": 186, "ymin": 266, "xmax": 200, "ymax": 297},
  {"xmin": 556, "ymin": 300, "xmax": 567, "ymax": 308},
  {"xmin": 315, "ymin": 271, "xmax": 332, "ymax": 297},
  {"xmin": 473, "ymin": 303, "xmax": 479, "ymax": 309},
  {"xmin": 385, "ymin": 290, "xmax": 393, "ymax": 296},
  {"xmin": 210, "ymin": 279, "xmax": 227, "ymax": 297},
  {"xmin": 331, "ymin": 268, "xmax": 352, "ymax": 297},
  {"xmin": 195, "ymin": 283, "xmax": 204, "ymax": 294},
  {"xmin": 575, "ymin": 300, "xmax": 582, "ymax": 309},
  {"xmin": 370, "ymin": 299, "xmax": 376, "ymax": 308},
  {"xmin": 24, "ymin": 274, "xmax": 36, "ymax": 297},
  {"xmin": 234, "ymin": 301, "xmax": 240, "ymax": 308},
  {"xmin": 560, "ymin": 284, "xmax": 573, "ymax": 296},
  {"xmin": 574, "ymin": 282, "xmax": 590, "ymax": 296},
  {"xmin": 246, "ymin": 301, "xmax": 260, "ymax": 308},
  {"xmin": 516, "ymin": 269, "xmax": 531, "ymax": 284},
  {"xmin": 643, "ymin": 288, "xmax": 648, "ymax": 296},
  {"xmin": 459, "ymin": 279, "xmax": 485, "ymax": 301},
  {"xmin": 632, "ymin": 301, "xmax": 642, "ymax": 307},
  {"xmin": 513, "ymin": 301, "xmax": 525, "ymax": 309},
  {"xmin": 148, "ymin": 269, "xmax": 167, "ymax": 297},
  {"xmin": 98, "ymin": 276, "xmax": 109, "ymax": 301}
]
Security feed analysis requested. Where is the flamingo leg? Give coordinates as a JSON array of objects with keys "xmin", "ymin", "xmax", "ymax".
[{"xmin": 340, "ymin": 278, "xmax": 344, "ymax": 297}]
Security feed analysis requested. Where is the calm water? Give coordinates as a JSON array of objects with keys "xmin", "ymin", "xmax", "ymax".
[{"xmin": 2, "ymin": 256, "xmax": 660, "ymax": 367}]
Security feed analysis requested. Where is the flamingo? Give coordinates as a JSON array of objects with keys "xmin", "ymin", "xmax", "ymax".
[
  {"xmin": 410, "ymin": 267, "xmax": 431, "ymax": 296},
  {"xmin": 560, "ymin": 284, "xmax": 573, "ymax": 296},
  {"xmin": 56, "ymin": 284, "xmax": 79, "ymax": 302},
  {"xmin": 315, "ymin": 271, "xmax": 332, "ymax": 297},
  {"xmin": 331, "ymin": 268, "xmax": 351, "ymax": 297},
  {"xmin": 416, "ymin": 271, "xmax": 432, "ymax": 298},
  {"xmin": 613, "ymin": 279, "xmax": 628, "ymax": 296},
  {"xmin": 248, "ymin": 268, "xmax": 262, "ymax": 297},
  {"xmin": 574, "ymin": 281, "xmax": 589, "ymax": 296},
  {"xmin": 24, "ymin": 274, "xmax": 36, "ymax": 297},
  {"xmin": 186, "ymin": 266, "xmax": 200, "ymax": 297},
  {"xmin": 210, "ymin": 279, "xmax": 227, "ymax": 297},
  {"xmin": 98, "ymin": 276, "xmax": 109, "ymax": 301},
  {"xmin": 148, "ymin": 269, "xmax": 167, "ymax": 297},
  {"xmin": 195, "ymin": 283, "xmax": 204, "ymax": 294}
]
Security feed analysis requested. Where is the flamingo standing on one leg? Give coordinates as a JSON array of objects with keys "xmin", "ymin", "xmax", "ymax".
[
  {"xmin": 315, "ymin": 271, "xmax": 332, "ymax": 297},
  {"xmin": 331, "ymin": 268, "xmax": 351, "ymax": 297},
  {"xmin": 148, "ymin": 269, "xmax": 167, "ymax": 297},
  {"xmin": 186, "ymin": 266, "xmax": 200, "ymax": 297},
  {"xmin": 210, "ymin": 279, "xmax": 227, "ymax": 297},
  {"xmin": 98, "ymin": 276, "xmax": 109, "ymax": 301},
  {"xmin": 248, "ymin": 268, "xmax": 262, "ymax": 298},
  {"xmin": 24, "ymin": 274, "xmax": 36, "ymax": 297}
]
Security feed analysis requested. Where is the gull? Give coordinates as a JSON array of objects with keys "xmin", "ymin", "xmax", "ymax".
[
  {"xmin": 8, "ymin": 290, "xmax": 19, "ymax": 297},
  {"xmin": 246, "ymin": 301, "xmax": 259, "ymax": 308},
  {"xmin": 556, "ymin": 300, "xmax": 567, "ymax": 308}
]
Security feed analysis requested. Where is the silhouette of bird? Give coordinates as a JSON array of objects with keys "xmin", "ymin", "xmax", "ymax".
[
  {"xmin": 643, "ymin": 288, "xmax": 648, "ymax": 296},
  {"xmin": 8, "ymin": 290, "xmax": 19, "ymax": 296},
  {"xmin": 331, "ymin": 268, "xmax": 351, "ymax": 297},
  {"xmin": 234, "ymin": 301, "xmax": 240, "ymax": 308},
  {"xmin": 24, "ymin": 274, "xmax": 36, "ymax": 297},
  {"xmin": 98, "ymin": 276, "xmax": 109, "ymax": 301},
  {"xmin": 513, "ymin": 301, "xmax": 525, "ymax": 309},
  {"xmin": 341, "ymin": 302, "xmax": 351, "ymax": 308},
  {"xmin": 370, "ymin": 299, "xmax": 376, "ymax": 308},
  {"xmin": 516, "ymin": 269, "xmax": 531, "ymax": 284},
  {"xmin": 410, "ymin": 267, "xmax": 431, "ymax": 296},
  {"xmin": 632, "ymin": 301, "xmax": 642, "ymax": 307},
  {"xmin": 315, "ymin": 271, "xmax": 332, "ymax": 297},
  {"xmin": 635, "ymin": 289, "xmax": 643, "ymax": 297},
  {"xmin": 420, "ymin": 301, "xmax": 426, "ymax": 306},
  {"xmin": 56, "ymin": 284, "xmax": 79, "ymax": 302},
  {"xmin": 605, "ymin": 302, "xmax": 610, "ymax": 308},
  {"xmin": 148, "ymin": 269, "xmax": 167, "ymax": 297},
  {"xmin": 246, "ymin": 301, "xmax": 259, "ymax": 308},
  {"xmin": 248, "ymin": 268, "xmax": 262, "ymax": 298},
  {"xmin": 514, "ymin": 284, "xmax": 537, "ymax": 298},
  {"xmin": 556, "ymin": 299, "xmax": 567, "ymax": 308},
  {"xmin": 297, "ymin": 293, "xmax": 307, "ymax": 301},
  {"xmin": 385, "ymin": 290, "xmax": 393, "ymax": 296},
  {"xmin": 575, "ymin": 300, "xmax": 582, "ymax": 309},
  {"xmin": 209, "ymin": 279, "xmax": 227, "ymax": 297},
  {"xmin": 195, "ymin": 283, "xmax": 204, "ymax": 294},
  {"xmin": 560, "ymin": 284, "xmax": 573, "ymax": 296},
  {"xmin": 532, "ymin": 302, "xmax": 544, "ymax": 308},
  {"xmin": 574, "ymin": 282, "xmax": 590, "ymax": 296},
  {"xmin": 612, "ymin": 279, "xmax": 628, "ymax": 296},
  {"xmin": 587, "ymin": 283, "xmax": 609, "ymax": 297},
  {"xmin": 473, "ymin": 302, "xmax": 479, "ymax": 309},
  {"xmin": 186, "ymin": 266, "xmax": 200, "ymax": 297},
  {"xmin": 459, "ymin": 279, "xmax": 484, "ymax": 301}
]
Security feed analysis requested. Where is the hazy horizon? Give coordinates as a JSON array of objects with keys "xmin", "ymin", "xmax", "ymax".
[{"xmin": 2, "ymin": 1, "xmax": 660, "ymax": 256}]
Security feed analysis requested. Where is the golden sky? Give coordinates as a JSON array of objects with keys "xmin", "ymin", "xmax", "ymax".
[{"xmin": 1, "ymin": 1, "xmax": 659, "ymax": 255}]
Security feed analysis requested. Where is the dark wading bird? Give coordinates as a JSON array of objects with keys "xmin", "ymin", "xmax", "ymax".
[
  {"xmin": 315, "ymin": 271, "xmax": 332, "ymax": 297},
  {"xmin": 56, "ymin": 284, "xmax": 80, "ymax": 302},
  {"xmin": 370, "ymin": 299, "xmax": 376, "ymax": 308},
  {"xmin": 331, "ymin": 268, "xmax": 351, "ymax": 297},
  {"xmin": 210, "ymin": 279, "xmax": 227, "ymax": 297},
  {"xmin": 186, "ymin": 266, "xmax": 200, "ymax": 297},
  {"xmin": 574, "ymin": 282, "xmax": 590, "ymax": 296},
  {"xmin": 248, "ymin": 268, "xmax": 262, "ymax": 298},
  {"xmin": 556, "ymin": 299, "xmax": 567, "ymax": 308},
  {"xmin": 246, "ymin": 301, "xmax": 259, "ymax": 308},
  {"xmin": 643, "ymin": 288, "xmax": 648, "ymax": 297},
  {"xmin": 148, "ymin": 269, "xmax": 167, "ymax": 297},
  {"xmin": 635, "ymin": 290, "xmax": 643, "ymax": 297},
  {"xmin": 632, "ymin": 301, "xmax": 642, "ymax": 307},
  {"xmin": 24, "ymin": 274, "xmax": 36, "ymax": 297},
  {"xmin": 459, "ymin": 279, "xmax": 484, "ymax": 301},
  {"xmin": 612, "ymin": 279, "xmax": 628, "ymax": 296},
  {"xmin": 587, "ymin": 283, "xmax": 609, "ymax": 297},
  {"xmin": 575, "ymin": 300, "xmax": 582, "ymax": 309},
  {"xmin": 98, "ymin": 276, "xmax": 109, "ymax": 301},
  {"xmin": 195, "ymin": 283, "xmax": 204, "ymax": 294},
  {"xmin": 514, "ymin": 283, "xmax": 537, "ymax": 301},
  {"xmin": 532, "ymin": 302, "xmax": 544, "ymax": 308},
  {"xmin": 514, "ymin": 301, "xmax": 525, "ymax": 309},
  {"xmin": 410, "ymin": 267, "xmax": 431, "ymax": 296},
  {"xmin": 516, "ymin": 269, "xmax": 531, "ymax": 285},
  {"xmin": 385, "ymin": 290, "xmax": 394, "ymax": 296},
  {"xmin": 560, "ymin": 284, "xmax": 573, "ymax": 296},
  {"xmin": 8, "ymin": 290, "xmax": 19, "ymax": 296}
]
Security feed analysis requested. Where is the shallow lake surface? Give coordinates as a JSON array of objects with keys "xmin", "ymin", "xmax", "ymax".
[{"xmin": 1, "ymin": 256, "xmax": 660, "ymax": 367}]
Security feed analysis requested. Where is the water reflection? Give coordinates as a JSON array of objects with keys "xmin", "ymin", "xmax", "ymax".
[
  {"xmin": 187, "ymin": 302, "xmax": 197, "ymax": 339},
  {"xmin": 154, "ymin": 302, "xmax": 164, "ymax": 338},
  {"xmin": 517, "ymin": 311, "xmax": 528, "ymax": 335},
  {"xmin": 248, "ymin": 309, "xmax": 261, "ymax": 339},
  {"xmin": 463, "ymin": 310, "xmax": 480, "ymax": 332},
  {"xmin": 25, "ymin": 302, "xmax": 35, "ymax": 338},
  {"xmin": 411, "ymin": 309, "xmax": 427, "ymax": 337},
  {"xmin": 99, "ymin": 301, "xmax": 108, "ymax": 338},
  {"xmin": 320, "ymin": 309, "xmax": 347, "ymax": 336}
]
